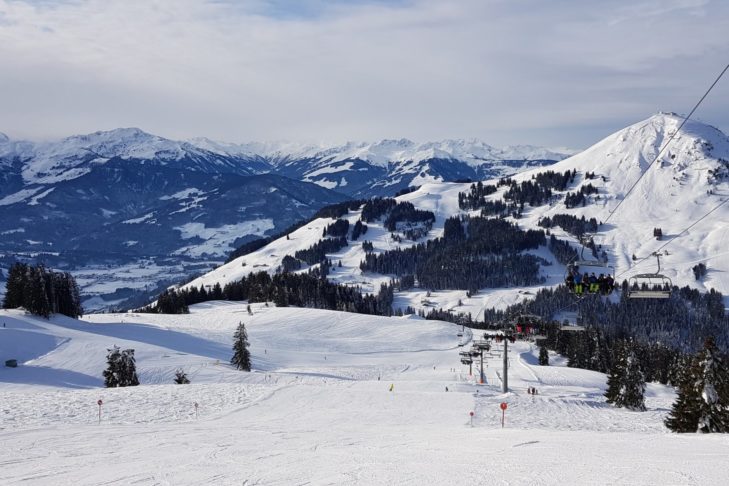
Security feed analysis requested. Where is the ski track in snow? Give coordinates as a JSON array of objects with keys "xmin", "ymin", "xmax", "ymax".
[{"xmin": 1, "ymin": 303, "xmax": 728, "ymax": 485}]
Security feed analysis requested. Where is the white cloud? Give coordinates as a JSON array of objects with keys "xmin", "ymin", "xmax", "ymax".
[{"xmin": 0, "ymin": 0, "xmax": 728, "ymax": 148}]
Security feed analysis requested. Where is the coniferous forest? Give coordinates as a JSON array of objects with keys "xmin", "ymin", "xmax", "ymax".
[
  {"xmin": 3, "ymin": 262, "xmax": 83, "ymax": 318},
  {"xmin": 360, "ymin": 216, "xmax": 547, "ymax": 291},
  {"xmin": 139, "ymin": 270, "xmax": 395, "ymax": 316}
]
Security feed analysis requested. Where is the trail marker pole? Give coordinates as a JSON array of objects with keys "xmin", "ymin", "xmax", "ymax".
[
  {"xmin": 480, "ymin": 349, "xmax": 485, "ymax": 384},
  {"xmin": 194, "ymin": 402, "xmax": 199, "ymax": 419},
  {"xmin": 97, "ymin": 399, "xmax": 103, "ymax": 424},
  {"xmin": 500, "ymin": 402, "xmax": 507, "ymax": 428},
  {"xmin": 502, "ymin": 337, "xmax": 508, "ymax": 393},
  {"xmin": 469, "ymin": 411, "xmax": 474, "ymax": 427}
]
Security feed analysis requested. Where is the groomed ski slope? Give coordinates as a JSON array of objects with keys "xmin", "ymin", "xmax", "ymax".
[{"xmin": 1, "ymin": 303, "xmax": 728, "ymax": 485}]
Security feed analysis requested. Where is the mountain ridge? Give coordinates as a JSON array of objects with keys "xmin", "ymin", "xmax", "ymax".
[{"xmin": 181, "ymin": 113, "xmax": 729, "ymax": 313}]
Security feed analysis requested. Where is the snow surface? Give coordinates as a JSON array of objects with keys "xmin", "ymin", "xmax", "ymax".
[{"xmin": 1, "ymin": 303, "xmax": 727, "ymax": 484}]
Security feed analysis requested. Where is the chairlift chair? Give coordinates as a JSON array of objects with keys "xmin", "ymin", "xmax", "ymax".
[
  {"xmin": 564, "ymin": 234, "xmax": 616, "ymax": 296},
  {"xmin": 474, "ymin": 340, "xmax": 491, "ymax": 351},
  {"xmin": 560, "ymin": 324, "xmax": 586, "ymax": 332},
  {"xmin": 627, "ymin": 252, "xmax": 672, "ymax": 299}
]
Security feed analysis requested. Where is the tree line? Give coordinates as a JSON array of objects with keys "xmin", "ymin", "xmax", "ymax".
[
  {"xmin": 3, "ymin": 263, "xmax": 83, "ymax": 318},
  {"xmin": 538, "ymin": 214, "xmax": 599, "ymax": 238},
  {"xmin": 138, "ymin": 270, "xmax": 395, "ymax": 316},
  {"xmin": 360, "ymin": 216, "xmax": 547, "ymax": 292}
]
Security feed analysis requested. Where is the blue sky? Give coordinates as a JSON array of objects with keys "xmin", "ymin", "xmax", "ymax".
[{"xmin": 0, "ymin": 0, "xmax": 728, "ymax": 149}]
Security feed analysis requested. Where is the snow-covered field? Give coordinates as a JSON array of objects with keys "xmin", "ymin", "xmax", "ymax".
[{"xmin": 1, "ymin": 303, "xmax": 727, "ymax": 485}]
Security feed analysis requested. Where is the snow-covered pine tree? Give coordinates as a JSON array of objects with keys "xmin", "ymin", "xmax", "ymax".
[
  {"xmin": 103, "ymin": 345, "xmax": 122, "ymax": 387},
  {"xmin": 696, "ymin": 337, "xmax": 729, "ymax": 433},
  {"xmin": 604, "ymin": 341, "xmax": 626, "ymax": 405},
  {"xmin": 104, "ymin": 346, "xmax": 139, "ymax": 387},
  {"xmin": 618, "ymin": 343, "xmax": 646, "ymax": 411},
  {"xmin": 119, "ymin": 349, "xmax": 140, "ymax": 386},
  {"xmin": 539, "ymin": 344, "xmax": 549, "ymax": 366},
  {"xmin": 665, "ymin": 355, "xmax": 702, "ymax": 432},
  {"xmin": 174, "ymin": 368, "xmax": 190, "ymax": 384},
  {"xmin": 231, "ymin": 322, "xmax": 251, "ymax": 371}
]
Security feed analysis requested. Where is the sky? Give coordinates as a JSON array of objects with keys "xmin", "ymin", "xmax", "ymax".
[{"xmin": 0, "ymin": 0, "xmax": 728, "ymax": 149}]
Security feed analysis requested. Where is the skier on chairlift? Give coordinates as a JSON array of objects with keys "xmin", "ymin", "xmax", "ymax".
[{"xmin": 573, "ymin": 270, "xmax": 583, "ymax": 295}]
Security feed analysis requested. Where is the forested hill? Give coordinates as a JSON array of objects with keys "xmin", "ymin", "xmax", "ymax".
[{"xmin": 157, "ymin": 113, "xmax": 729, "ymax": 350}]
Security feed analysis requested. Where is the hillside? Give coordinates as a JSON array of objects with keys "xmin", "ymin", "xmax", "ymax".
[
  {"xmin": 1, "ymin": 304, "xmax": 727, "ymax": 484},
  {"xmin": 182, "ymin": 113, "xmax": 729, "ymax": 321},
  {"xmin": 0, "ymin": 129, "xmax": 569, "ymax": 311}
]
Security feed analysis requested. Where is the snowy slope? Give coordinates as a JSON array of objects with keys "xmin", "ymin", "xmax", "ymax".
[
  {"xmin": 2, "ymin": 304, "xmax": 728, "ymax": 484},
  {"xmin": 184, "ymin": 113, "xmax": 729, "ymax": 319},
  {"xmin": 513, "ymin": 113, "xmax": 729, "ymax": 294}
]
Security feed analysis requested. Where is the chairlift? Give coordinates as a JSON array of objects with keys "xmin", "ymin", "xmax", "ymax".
[
  {"xmin": 627, "ymin": 252, "xmax": 672, "ymax": 299},
  {"xmin": 473, "ymin": 340, "xmax": 491, "ymax": 351},
  {"xmin": 460, "ymin": 357, "xmax": 473, "ymax": 365},
  {"xmin": 560, "ymin": 324, "xmax": 586, "ymax": 332},
  {"xmin": 558, "ymin": 302, "xmax": 587, "ymax": 331},
  {"xmin": 564, "ymin": 254, "xmax": 615, "ymax": 298}
]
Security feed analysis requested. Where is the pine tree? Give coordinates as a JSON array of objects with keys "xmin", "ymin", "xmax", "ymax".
[
  {"xmin": 103, "ymin": 346, "xmax": 122, "ymax": 388},
  {"xmin": 605, "ymin": 341, "xmax": 625, "ymax": 405},
  {"xmin": 696, "ymin": 337, "xmax": 729, "ymax": 433},
  {"xmin": 619, "ymin": 344, "xmax": 647, "ymax": 411},
  {"xmin": 605, "ymin": 340, "xmax": 645, "ymax": 410},
  {"xmin": 120, "ymin": 349, "xmax": 140, "ymax": 386},
  {"xmin": 539, "ymin": 345, "xmax": 549, "ymax": 366},
  {"xmin": 103, "ymin": 346, "xmax": 139, "ymax": 387},
  {"xmin": 3, "ymin": 263, "xmax": 27, "ymax": 309},
  {"xmin": 231, "ymin": 322, "xmax": 251, "ymax": 371},
  {"xmin": 174, "ymin": 369, "xmax": 190, "ymax": 384},
  {"xmin": 665, "ymin": 355, "xmax": 703, "ymax": 432}
]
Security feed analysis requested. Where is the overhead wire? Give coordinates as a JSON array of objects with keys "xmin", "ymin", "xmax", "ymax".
[
  {"xmin": 615, "ymin": 196, "xmax": 729, "ymax": 279},
  {"xmin": 597, "ymin": 63, "xmax": 729, "ymax": 280},
  {"xmin": 604, "ymin": 63, "xmax": 729, "ymax": 227}
]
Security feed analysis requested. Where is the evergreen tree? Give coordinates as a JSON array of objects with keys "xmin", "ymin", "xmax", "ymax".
[
  {"xmin": 3, "ymin": 263, "xmax": 82, "ymax": 318},
  {"xmin": 665, "ymin": 355, "xmax": 703, "ymax": 432},
  {"xmin": 605, "ymin": 341, "xmax": 626, "ymax": 405},
  {"xmin": 605, "ymin": 340, "xmax": 646, "ymax": 410},
  {"xmin": 120, "ymin": 349, "xmax": 140, "ymax": 386},
  {"xmin": 620, "ymin": 344, "xmax": 647, "ymax": 411},
  {"xmin": 103, "ymin": 346, "xmax": 123, "ymax": 388},
  {"xmin": 174, "ymin": 368, "xmax": 190, "ymax": 384},
  {"xmin": 696, "ymin": 337, "xmax": 729, "ymax": 433},
  {"xmin": 231, "ymin": 322, "xmax": 251, "ymax": 371},
  {"xmin": 3, "ymin": 263, "xmax": 27, "ymax": 309},
  {"xmin": 103, "ymin": 346, "xmax": 140, "ymax": 387},
  {"xmin": 539, "ymin": 345, "xmax": 549, "ymax": 366}
]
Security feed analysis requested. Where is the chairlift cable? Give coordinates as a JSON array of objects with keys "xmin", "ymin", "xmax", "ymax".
[
  {"xmin": 616, "ymin": 196, "xmax": 729, "ymax": 279},
  {"xmin": 604, "ymin": 63, "xmax": 729, "ymax": 226}
]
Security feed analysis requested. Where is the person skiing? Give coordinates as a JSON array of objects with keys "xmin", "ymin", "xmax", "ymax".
[{"xmin": 389, "ymin": 383, "xmax": 394, "ymax": 392}]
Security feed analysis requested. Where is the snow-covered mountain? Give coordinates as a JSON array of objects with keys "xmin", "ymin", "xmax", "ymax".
[
  {"xmin": 184, "ymin": 113, "xmax": 729, "ymax": 316},
  {"xmin": 188, "ymin": 137, "xmax": 575, "ymax": 196},
  {"xmin": 0, "ymin": 130, "xmax": 349, "ymax": 310},
  {"xmin": 0, "ymin": 128, "xmax": 571, "ymax": 309}
]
